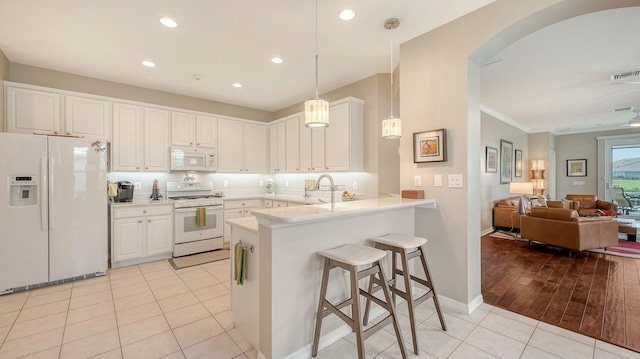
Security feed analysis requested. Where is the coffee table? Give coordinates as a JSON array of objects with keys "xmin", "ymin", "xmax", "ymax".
[{"xmin": 617, "ymin": 219, "xmax": 639, "ymax": 241}]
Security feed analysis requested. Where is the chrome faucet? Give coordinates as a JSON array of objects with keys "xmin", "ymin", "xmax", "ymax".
[{"xmin": 316, "ymin": 173, "xmax": 335, "ymax": 209}]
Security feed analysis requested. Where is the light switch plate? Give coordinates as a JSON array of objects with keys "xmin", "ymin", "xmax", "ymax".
[
  {"xmin": 448, "ymin": 174, "xmax": 463, "ymax": 188},
  {"xmin": 434, "ymin": 175, "xmax": 442, "ymax": 187},
  {"xmin": 223, "ymin": 181, "xmax": 228, "ymax": 187},
  {"xmin": 134, "ymin": 182, "xmax": 141, "ymax": 190},
  {"xmin": 259, "ymin": 180, "xmax": 264, "ymax": 186},
  {"xmin": 414, "ymin": 175, "xmax": 421, "ymax": 187},
  {"xmin": 353, "ymin": 181, "xmax": 358, "ymax": 190}
]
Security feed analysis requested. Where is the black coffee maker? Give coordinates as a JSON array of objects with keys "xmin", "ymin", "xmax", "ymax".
[{"xmin": 115, "ymin": 181, "xmax": 134, "ymax": 202}]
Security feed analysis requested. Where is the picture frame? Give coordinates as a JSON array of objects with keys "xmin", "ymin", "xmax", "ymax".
[
  {"xmin": 485, "ymin": 146, "xmax": 498, "ymax": 173},
  {"xmin": 514, "ymin": 149, "xmax": 522, "ymax": 177},
  {"xmin": 500, "ymin": 139, "xmax": 513, "ymax": 184},
  {"xmin": 567, "ymin": 159, "xmax": 587, "ymax": 177},
  {"xmin": 413, "ymin": 129, "xmax": 447, "ymax": 163}
]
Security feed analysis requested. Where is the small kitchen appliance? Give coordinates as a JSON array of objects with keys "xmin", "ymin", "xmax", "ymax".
[
  {"xmin": 114, "ymin": 181, "xmax": 134, "ymax": 202},
  {"xmin": 167, "ymin": 181, "xmax": 223, "ymax": 257},
  {"xmin": 150, "ymin": 179, "xmax": 162, "ymax": 200}
]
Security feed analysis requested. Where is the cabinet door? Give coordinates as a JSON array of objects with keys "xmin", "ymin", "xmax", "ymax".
[
  {"xmin": 65, "ymin": 96, "xmax": 111, "ymax": 140},
  {"xmin": 224, "ymin": 208, "xmax": 247, "ymax": 240},
  {"xmin": 196, "ymin": 115, "xmax": 217, "ymax": 149},
  {"xmin": 171, "ymin": 111, "xmax": 195, "ymax": 147},
  {"xmin": 145, "ymin": 214, "xmax": 173, "ymax": 256},
  {"xmin": 244, "ymin": 123, "xmax": 267, "ymax": 173},
  {"xmin": 311, "ymin": 128, "xmax": 325, "ymax": 172},
  {"xmin": 299, "ymin": 117, "xmax": 312, "ymax": 172},
  {"xmin": 111, "ymin": 103, "xmax": 143, "ymax": 171},
  {"xmin": 6, "ymin": 86, "xmax": 60, "ymax": 135},
  {"xmin": 144, "ymin": 108, "xmax": 170, "ymax": 172},
  {"xmin": 269, "ymin": 123, "xmax": 279, "ymax": 173},
  {"xmin": 112, "ymin": 217, "xmax": 145, "ymax": 262},
  {"xmin": 217, "ymin": 119, "xmax": 245, "ymax": 172},
  {"xmin": 285, "ymin": 116, "xmax": 300, "ymax": 172},
  {"xmin": 325, "ymin": 102, "xmax": 350, "ymax": 171}
]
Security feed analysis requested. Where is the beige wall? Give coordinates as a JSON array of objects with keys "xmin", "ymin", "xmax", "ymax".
[
  {"xmin": 480, "ymin": 112, "xmax": 529, "ymax": 233},
  {"xmin": 274, "ymin": 73, "xmax": 401, "ymax": 195},
  {"xmin": 9, "ymin": 63, "xmax": 272, "ymax": 122},
  {"xmin": 0, "ymin": 49, "xmax": 9, "ymax": 131},
  {"xmin": 400, "ymin": 0, "xmax": 638, "ymax": 307}
]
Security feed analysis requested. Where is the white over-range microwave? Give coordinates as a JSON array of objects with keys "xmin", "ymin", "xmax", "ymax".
[{"xmin": 170, "ymin": 146, "xmax": 217, "ymax": 172}]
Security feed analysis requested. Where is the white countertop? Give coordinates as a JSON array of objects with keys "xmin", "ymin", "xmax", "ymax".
[
  {"xmin": 251, "ymin": 197, "xmax": 436, "ymax": 224},
  {"xmin": 222, "ymin": 194, "xmax": 322, "ymax": 205},
  {"xmin": 225, "ymin": 216, "xmax": 259, "ymax": 233},
  {"xmin": 108, "ymin": 199, "xmax": 173, "ymax": 207}
]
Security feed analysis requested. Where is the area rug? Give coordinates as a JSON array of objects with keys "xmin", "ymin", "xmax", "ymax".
[
  {"xmin": 490, "ymin": 231, "xmax": 640, "ymax": 259},
  {"xmin": 168, "ymin": 249, "xmax": 230, "ymax": 270}
]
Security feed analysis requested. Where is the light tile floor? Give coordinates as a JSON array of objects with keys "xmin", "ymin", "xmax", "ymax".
[{"xmin": 0, "ymin": 258, "xmax": 638, "ymax": 359}]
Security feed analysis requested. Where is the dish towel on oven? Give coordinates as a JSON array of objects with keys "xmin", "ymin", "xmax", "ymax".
[
  {"xmin": 234, "ymin": 243, "xmax": 246, "ymax": 285},
  {"xmin": 195, "ymin": 207, "xmax": 206, "ymax": 226}
]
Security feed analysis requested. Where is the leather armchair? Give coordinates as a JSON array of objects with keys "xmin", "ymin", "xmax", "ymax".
[
  {"xmin": 521, "ymin": 207, "xmax": 618, "ymax": 251},
  {"xmin": 493, "ymin": 197, "xmax": 524, "ymax": 229},
  {"xmin": 563, "ymin": 194, "xmax": 617, "ymax": 217}
]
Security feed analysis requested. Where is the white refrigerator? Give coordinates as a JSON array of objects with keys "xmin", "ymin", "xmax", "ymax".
[{"xmin": 0, "ymin": 132, "xmax": 108, "ymax": 292}]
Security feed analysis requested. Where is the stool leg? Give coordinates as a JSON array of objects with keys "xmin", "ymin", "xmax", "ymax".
[
  {"xmin": 311, "ymin": 258, "xmax": 332, "ymax": 357},
  {"xmin": 362, "ymin": 269, "xmax": 375, "ymax": 326},
  {"xmin": 400, "ymin": 249, "xmax": 420, "ymax": 355},
  {"xmin": 419, "ymin": 246, "xmax": 447, "ymax": 331},
  {"xmin": 377, "ymin": 260, "xmax": 408, "ymax": 359},
  {"xmin": 350, "ymin": 265, "xmax": 366, "ymax": 359},
  {"xmin": 391, "ymin": 249, "xmax": 398, "ymax": 304}
]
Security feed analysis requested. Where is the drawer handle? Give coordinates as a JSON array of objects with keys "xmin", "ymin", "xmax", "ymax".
[
  {"xmin": 138, "ymin": 220, "xmax": 142, "ymax": 223},
  {"xmin": 148, "ymin": 219, "xmax": 151, "ymax": 223},
  {"xmin": 143, "ymin": 210, "xmax": 147, "ymax": 213}
]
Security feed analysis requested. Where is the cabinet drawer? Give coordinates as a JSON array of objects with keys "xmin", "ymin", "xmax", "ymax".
[
  {"xmin": 264, "ymin": 199, "xmax": 273, "ymax": 208},
  {"xmin": 224, "ymin": 199, "xmax": 263, "ymax": 209},
  {"xmin": 112, "ymin": 205, "xmax": 173, "ymax": 219},
  {"xmin": 273, "ymin": 200, "xmax": 287, "ymax": 208}
]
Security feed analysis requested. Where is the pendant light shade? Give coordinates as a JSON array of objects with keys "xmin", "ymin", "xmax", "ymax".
[
  {"xmin": 382, "ymin": 18, "xmax": 401, "ymax": 139},
  {"xmin": 305, "ymin": 0, "xmax": 329, "ymax": 128}
]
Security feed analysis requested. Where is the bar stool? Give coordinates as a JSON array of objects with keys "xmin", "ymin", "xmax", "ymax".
[
  {"xmin": 311, "ymin": 243, "xmax": 407, "ymax": 359},
  {"xmin": 363, "ymin": 233, "xmax": 447, "ymax": 355}
]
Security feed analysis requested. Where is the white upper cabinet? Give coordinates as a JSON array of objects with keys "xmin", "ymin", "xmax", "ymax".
[
  {"xmin": 299, "ymin": 116, "xmax": 312, "ymax": 173},
  {"xmin": 244, "ymin": 122, "xmax": 267, "ymax": 173},
  {"xmin": 144, "ymin": 108, "xmax": 170, "ymax": 172},
  {"xmin": 65, "ymin": 95, "xmax": 111, "ymax": 140},
  {"xmin": 218, "ymin": 119, "xmax": 266, "ymax": 173},
  {"xmin": 6, "ymin": 86, "xmax": 61, "ymax": 135},
  {"xmin": 285, "ymin": 115, "xmax": 300, "ymax": 173},
  {"xmin": 324, "ymin": 98, "xmax": 364, "ymax": 172},
  {"xmin": 171, "ymin": 112, "xmax": 217, "ymax": 149},
  {"xmin": 269, "ymin": 121, "xmax": 285, "ymax": 173}
]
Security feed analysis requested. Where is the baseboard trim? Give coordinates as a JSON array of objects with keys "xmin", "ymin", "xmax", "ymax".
[{"xmin": 481, "ymin": 227, "xmax": 495, "ymax": 236}]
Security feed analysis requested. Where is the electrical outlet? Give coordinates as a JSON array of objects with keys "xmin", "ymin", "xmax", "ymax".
[
  {"xmin": 134, "ymin": 182, "xmax": 141, "ymax": 190},
  {"xmin": 448, "ymin": 174, "xmax": 463, "ymax": 188},
  {"xmin": 434, "ymin": 175, "xmax": 442, "ymax": 187},
  {"xmin": 414, "ymin": 175, "xmax": 421, "ymax": 187},
  {"xmin": 223, "ymin": 181, "xmax": 228, "ymax": 188},
  {"xmin": 259, "ymin": 180, "xmax": 264, "ymax": 186},
  {"xmin": 353, "ymin": 181, "xmax": 358, "ymax": 190},
  {"xmin": 305, "ymin": 179, "xmax": 316, "ymax": 191},
  {"xmin": 285, "ymin": 180, "xmax": 289, "ymax": 187}
]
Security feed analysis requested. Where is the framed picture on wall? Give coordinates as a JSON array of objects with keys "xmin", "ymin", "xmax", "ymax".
[
  {"xmin": 413, "ymin": 129, "xmax": 447, "ymax": 163},
  {"xmin": 500, "ymin": 139, "xmax": 513, "ymax": 184},
  {"xmin": 514, "ymin": 149, "xmax": 522, "ymax": 177},
  {"xmin": 486, "ymin": 146, "xmax": 498, "ymax": 173},
  {"xmin": 567, "ymin": 159, "xmax": 587, "ymax": 177}
]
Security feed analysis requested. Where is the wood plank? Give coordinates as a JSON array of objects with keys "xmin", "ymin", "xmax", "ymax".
[
  {"xmin": 559, "ymin": 253, "xmax": 599, "ymax": 331},
  {"xmin": 579, "ymin": 255, "xmax": 610, "ymax": 338}
]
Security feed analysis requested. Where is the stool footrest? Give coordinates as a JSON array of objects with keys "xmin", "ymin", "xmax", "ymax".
[
  {"xmin": 359, "ymin": 288, "xmax": 389, "ymax": 310},
  {"xmin": 321, "ymin": 300, "xmax": 355, "ymax": 328},
  {"xmin": 363, "ymin": 315, "xmax": 394, "ymax": 340}
]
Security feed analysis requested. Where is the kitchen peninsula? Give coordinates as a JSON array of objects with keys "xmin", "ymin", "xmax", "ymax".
[{"xmin": 226, "ymin": 197, "xmax": 437, "ymax": 359}]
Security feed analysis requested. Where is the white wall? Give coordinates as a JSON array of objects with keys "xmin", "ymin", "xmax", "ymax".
[{"xmin": 0, "ymin": 49, "xmax": 8, "ymax": 131}]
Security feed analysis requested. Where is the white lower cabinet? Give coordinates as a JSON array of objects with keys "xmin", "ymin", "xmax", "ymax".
[
  {"xmin": 223, "ymin": 199, "xmax": 263, "ymax": 243},
  {"xmin": 111, "ymin": 204, "xmax": 173, "ymax": 267}
]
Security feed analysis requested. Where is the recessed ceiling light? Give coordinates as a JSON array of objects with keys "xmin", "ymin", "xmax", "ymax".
[
  {"xmin": 271, "ymin": 57, "xmax": 284, "ymax": 64},
  {"xmin": 141, "ymin": 60, "xmax": 156, "ymax": 67},
  {"xmin": 159, "ymin": 17, "xmax": 178, "ymax": 28},
  {"xmin": 232, "ymin": 82, "xmax": 242, "ymax": 88},
  {"xmin": 338, "ymin": 9, "xmax": 356, "ymax": 21}
]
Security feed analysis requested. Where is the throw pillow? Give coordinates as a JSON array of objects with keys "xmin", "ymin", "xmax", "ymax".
[{"xmin": 530, "ymin": 197, "xmax": 547, "ymax": 208}]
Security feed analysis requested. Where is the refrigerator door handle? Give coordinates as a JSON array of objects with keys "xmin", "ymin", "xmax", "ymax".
[
  {"xmin": 49, "ymin": 157, "xmax": 56, "ymax": 230},
  {"xmin": 41, "ymin": 157, "xmax": 48, "ymax": 231}
]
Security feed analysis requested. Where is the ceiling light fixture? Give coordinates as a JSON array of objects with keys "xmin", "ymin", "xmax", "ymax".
[
  {"xmin": 232, "ymin": 82, "xmax": 242, "ymax": 88},
  {"xmin": 338, "ymin": 9, "xmax": 356, "ymax": 21},
  {"xmin": 381, "ymin": 18, "xmax": 401, "ymax": 139},
  {"xmin": 159, "ymin": 17, "xmax": 178, "ymax": 28},
  {"xmin": 271, "ymin": 57, "xmax": 284, "ymax": 64},
  {"xmin": 141, "ymin": 60, "xmax": 156, "ymax": 67},
  {"xmin": 304, "ymin": 0, "xmax": 329, "ymax": 128}
]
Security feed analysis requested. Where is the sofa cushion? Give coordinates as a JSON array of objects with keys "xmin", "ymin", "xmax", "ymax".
[
  {"xmin": 497, "ymin": 197, "xmax": 520, "ymax": 208},
  {"xmin": 530, "ymin": 207, "xmax": 579, "ymax": 221},
  {"xmin": 566, "ymin": 194, "xmax": 597, "ymax": 209},
  {"xmin": 530, "ymin": 197, "xmax": 547, "ymax": 208}
]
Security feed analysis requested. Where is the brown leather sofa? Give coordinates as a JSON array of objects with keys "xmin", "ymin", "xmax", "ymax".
[
  {"xmin": 493, "ymin": 197, "xmax": 523, "ymax": 229},
  {"xmin": 521, "ymin": 207, "xmax": 618, "ymax": 251},
  {"xmin": 563, "ymin": 194, "xmax": 617, "ymax": 217}
]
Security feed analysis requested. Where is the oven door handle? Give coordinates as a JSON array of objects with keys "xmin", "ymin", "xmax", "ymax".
[{"xmin": 174, "ymin": 206, "xmax": 222, "ymax": 213}]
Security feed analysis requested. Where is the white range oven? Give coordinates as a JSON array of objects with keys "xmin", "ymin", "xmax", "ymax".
[{"xmin": 167, "ymin": 182, "xmax": 223, "ymax": 257}]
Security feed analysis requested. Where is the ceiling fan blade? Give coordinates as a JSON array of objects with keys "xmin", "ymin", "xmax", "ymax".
[{"xmin": 594, "ymin": 88, "xmax": 640, "ymax": 101}]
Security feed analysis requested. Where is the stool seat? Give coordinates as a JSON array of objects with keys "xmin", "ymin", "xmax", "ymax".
[
  {"xmin": 319, "ymin": 243, "xmax": 386, "ymax": 266},
  {"xmin": 371, "ymin": 233, "xmax": 427, "ymax": 249}
]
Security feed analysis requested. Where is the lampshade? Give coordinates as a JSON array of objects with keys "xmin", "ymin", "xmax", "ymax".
[
  {"xmin": 537, "ymin": 160, "xmax": 545, "ymax": 170},
  {"xmin": 304, "ymin": 0, "xmax": 329, "ymax": 129},
  {"xmin": 509, "ymin": 182, "xmax": 534, "ymax": 195},
  {"xmin": 382, "ymin": 18, "xmax": 401, "ymax": 139}
]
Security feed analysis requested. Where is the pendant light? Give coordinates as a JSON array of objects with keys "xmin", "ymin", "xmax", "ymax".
[
  {"xmin": 382, "ymin": 18, "xmax": 401, "ymax": 139},
  {"xmin": 305, "ymin": 0, "xmax": 329, "ymax": 128}
]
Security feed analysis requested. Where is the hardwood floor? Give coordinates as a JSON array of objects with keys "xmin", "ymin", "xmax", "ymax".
[{"xmin": 481, "ymin": 234, "xmax": 640, "ymax": 353}]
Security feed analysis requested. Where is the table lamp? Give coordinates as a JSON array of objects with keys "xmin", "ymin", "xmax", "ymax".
[{"xmin": 509, "ymin": 182, "xmax": 534, "ymax": 214}]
